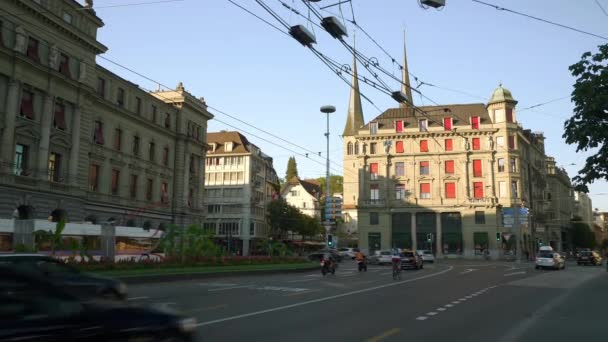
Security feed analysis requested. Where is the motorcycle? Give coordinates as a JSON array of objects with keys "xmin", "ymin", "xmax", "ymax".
[
  {"xmin": 321, "ymin": 259, "xmax": 336, "ymax": 276},
  {"xmin": 357, "ymin": 258, "xmax": 367, "ymax": 272}
]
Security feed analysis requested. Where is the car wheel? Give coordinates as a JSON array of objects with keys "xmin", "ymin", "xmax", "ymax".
[
  {"xmin": 100, "ymin": 288, "xmax": 122, "ymax": 300},
  {"xmin": 535, "ymin": 265, "xmax": 540, "ymax": 270}
]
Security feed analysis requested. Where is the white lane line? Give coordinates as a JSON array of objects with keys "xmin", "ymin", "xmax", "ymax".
[
  {"xmin": 427, "ymin": 312, "xmax": 438, "ymax": 316},
  {"xmin": 127, "ymin": 296, "xmax": 149, "ymax": 301},
  {"xmin": 459, "ymin": 269, "xmax": 479, "ymax": 274},
  {"xmin": 208, "ymin": 285, "xmax": 251, "ymax": 292},
  {"xmin": 304, "ymin": 274, "xmax": 322, "ymax": 278},
  {"xmin": 286, "ymin": 278, "xmax": 319, "ymax": 283},
  {"xmin": 504, "ymin": 271, "xmax": 526, "ymax": 277},
  {"xmin": 195, "ymin": 266, "xmax": 454, "ymax": 327},
  {"xmin": 416, "ymin": 316, "xmax": 428, "ymax": 321},
  {"xmin": 198, "ymin": 282, "xmax": 237, "ymax": 287},
  {"xmin": 452, "ymin": 301, "xmax": 460, "ymax": 304},
  {"xmin": 283, "ymin": 289, "xmax": 321, "ymax": 297},
  {"xmin": 459, "ymin": 298, "xmax": 467, "ymax": 301},
  {"xmin": 437, "ymin": 308, "xmax": 447, "ymax": 311},
  {"xmin": 338, "ymin": 273, "xmax": 357, "ymax": 277},
  {"xmin": 466, "ymin": 296, "xmax": 473, "ymax": 299},
  {"xmin": 445, "ymin": 304, "xmax": 454, "ymax": 308}
]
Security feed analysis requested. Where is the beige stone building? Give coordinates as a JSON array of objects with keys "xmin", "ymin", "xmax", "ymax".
[
  {"xmin": 342, "ymin": 42, "xmax": 562, "ymax": 259},
  {"xmin": 204, "ymin": 131, "xmax": 280, "ymax": 255},
  {"xmin": 0, "ymin": 0, "xmax": 212, "ymax": 228},
  {"xmin": 281, "ymin": 176, "xmax": 322, "ymax": 219},
  {"xmin": 543, "ymin": 157, "xmax": 573, "ymax": 251}
]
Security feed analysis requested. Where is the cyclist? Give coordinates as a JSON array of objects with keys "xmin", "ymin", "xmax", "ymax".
[{"xmin": 391, "ymin": 249, "xmax": 402, "ymax": 280}]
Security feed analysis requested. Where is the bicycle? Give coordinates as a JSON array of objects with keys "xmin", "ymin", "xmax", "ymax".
[{"xmin": 392, "ymin": 260, "xmax": 401, "ymax": 280}]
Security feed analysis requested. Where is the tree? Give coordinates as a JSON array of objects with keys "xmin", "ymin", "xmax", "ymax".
[
  {"xmin": 285, "ymin": 156, "xmax": 299, "ymax": 181},
  {"xmin": 563, "ymin": 44, "xmax": 608, "ymax": 192},
  {"xmin": 570, "ymin": 221, "xmax": 596, "ymax": 249},
  {"xmin": 316, "ymin": 175, "xmax": 344, "ymax": 196}
]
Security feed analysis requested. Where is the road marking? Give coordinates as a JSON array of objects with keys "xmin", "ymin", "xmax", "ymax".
[
  {"xmin": 127, "ymin": 296, "xmax": 149, "ymax": 301},
  {"xmin": 504, "ymin": 271, "xmax": 526, "ymax": 277},
  {"xmin": 208, "ymin": 285, "xmax": 251, "ymax": 292},
  {"xmin": 452, "ymin": 301, "xmax": 460, "ymax": 304},
  {"xmin": 366, "ymin": 328, "xmax": 401, "ymax": 342},
  {"xmin": 427, "ymin": 312, "xmax": 438, "ymax": 316},
  {"xmin": 459, "ymin": 298, "xmax": 467, "ymax": 301},
  {"xmin": 416, "ymin": 316, "xmax": 428, "ymax": 321},
  {"xmin": 445, "ymin": 304, "xmax": 454, "ymax": 308},
  {"xmin": 186, "ymin": 304, "xmax": 228, "ymax": 314},
  {"xmin": 283, "ymin": 289, "xmax": 321, "ymax": 297},
  {"xmin": 286, "ymin": 278, "xmax": 319, "ymax": 283},
  {"xmin": 304, "ymin": 274, "xmax": 322, "ymax": 278},
  {"xmin": 198, "ymin": 282, "xmax": 237, "ymax": 287},
  {"xmin": 338, "ymin": 273, "xmax": 357, "ymax": 277},
  {"xmin": 195, "ymin": 266, "xmax": 454, "ymax": 327},
  {"xmin": 465, "ymin": 295, "xmax": 473, "ymax": 299},
  {"xmin": 459, "ymin": 268, "xmax": 479, "ymax": 274},
  {"xmin": 254, "ymin": 286, "xmax": 308, "ymax": 293},
  {"xmin": 437, "ymin": 308, "xmax": 446, "ymax": 311}
]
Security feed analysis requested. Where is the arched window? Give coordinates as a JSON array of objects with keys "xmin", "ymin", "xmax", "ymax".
[
  {"xmin": 354, "ymin": 142, "xmax": 359, "ymax": 155},
  {"xmin": 347, "ymin": 142, "xmax": 353, "ymax": 155}
]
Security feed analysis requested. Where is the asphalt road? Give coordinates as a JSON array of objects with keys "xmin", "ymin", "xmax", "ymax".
[{"xmin": 126, "ymin": 260, "xmax": 607, "ymax": 342}]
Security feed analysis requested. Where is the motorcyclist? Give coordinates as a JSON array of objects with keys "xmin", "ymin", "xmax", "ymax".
[
  {"xmin": 355, "ymin": 250, "xmax": 366, "ymax": 262},
  {"xmin": 355, "ymin": 250, "xmax": 367, "ymax": 271},
  {"xmin": 322, "ymin": 252, "xmax": 336, "ymax": 269}
]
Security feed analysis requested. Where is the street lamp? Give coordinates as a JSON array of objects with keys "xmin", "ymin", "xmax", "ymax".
[{"xmin": 320, "ymin": 105, "xmax": 336, "ymax": 247}]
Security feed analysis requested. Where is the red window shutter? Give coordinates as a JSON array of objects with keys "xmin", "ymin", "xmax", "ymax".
[
  {"xmin": 445, "ymin": 139, "xmax": 453, "ymax": 151},
  {"xmin": 54, "ymin": 103, "xmax": 66, "ymax": 130},
  {"xmin": 473, "ymin": 159, "xmax": 482, "ymax": 177},
  {"xmin": 506, "ymin": 108, "xmax": 513, "ymax": 123},
  {"xmin": 395, "ymin": 120, "xmax": 403, "ymax": 132},
  {"xmin": 445, "ymin": 160, "xmax": 454, "ymax": 174},
  {"xmin": 474, "ymin": 182, "xmax": 484, "ymax": 198},
  {"xmin": 20, "ymin": 91, "xmax": 34, "ymax": 119},
  {"xmin": 444, "ymin": 118, "xmax": 452, "ymax": 131},
  {"xmin": 445, "ymin": 182, "xmax": 456, "ymax": 198},
  {"xmin": 420, "ymin": 183, "xmax": 430, "ymax": 193},
  {"xmin": 508, "ymin": 135, "xmax": 515, "ymax": 149},
  {"xmin": 370, "ymin": 163, "xmax": 378, "ymax": 174},
  {"xmin": 420, "ymin": 161, "xmax": 429, "ymax": 168},
  {"xmin": 420, "ymin": 140, "xmax": 429, "ymax": 152},
  {"xmin": 472, "ymin": 138, "xmax": 480, "ymax": 150},
  {"xmin": 471, "ymin": 116, "xmax": 479, "ymax": 129},
  {"xmin": 396, "ymin": 141, "xmax": 404, "ymax": 153}
]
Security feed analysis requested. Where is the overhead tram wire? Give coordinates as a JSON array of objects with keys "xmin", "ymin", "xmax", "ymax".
[
  {"xmin": 227, "ymin": 0, "xmax": 291, "ymax": 37},
  {"xmin": 596, "ymin": 0, "xmax": 608, "ymax": 17},
  {"xmin": 78, "ymin": 0, "xmax": 186, "ymax": 10}
]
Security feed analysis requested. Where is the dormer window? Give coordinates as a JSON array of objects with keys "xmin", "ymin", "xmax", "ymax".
[
  {"xmin": 395, "ymin": 120, "xmax": 403, "ymax": 133},
  {"xmin": 225, "ymin": 142, "xmax": 233, "ymax": 152},
  {"xmin": 370, "ymin": 122, "xmax": 378, "ymax": 135},
  {"xmin": 471, "ymin": 116, "xmax": 480, "ymax": 129},
  {"xmin": 210, "ymin": 143, "xmax": 217, "ymax": 152},
  {"xmin": 419, "ymin": 119, "xmax": 428, "ymax": 132}
]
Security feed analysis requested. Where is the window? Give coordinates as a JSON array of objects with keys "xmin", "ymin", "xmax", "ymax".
[
  {"xmin": 89, "ymin": 164, "xmax": 99, "ymax": 191},
  {"xmin": 93, "ymin": 120, "xmax": 104, "ymax": 145},
  {"xmin": 498, "ymin": 181, "xmax": 507, "ymax": 198},
  {"xmin": 415, "ymin": 119, "xmax": 427, "ymax": 133},
  {"xmin": 472, "ymin": 138, "xmax": 480, "ymax": 150},
  {"xmin": 362, "ymin": 144, "xmax": 367, "ymax": 155},
  {"xmin": 420, "ymin": 140, "xmax": 429, "ymax": 152},
  {"xmin": 370, "ymin": 163, "xmax": 379, "ymax": 180},
  {"xmin": 395, "ymin": 184, "xmax": 406, "ymax": 199},
  {"xmin": 53, "ymin": 102, "xmax": 66, "ymax": 130},
  {"xmin": 26, "ymin": 37, "xmax": 39, "ymax": 61},
  {"xmin": 135, "ymin": 97, "xmax": 142, "ymax": 115},
  {"xmin": 445, "ymin": 160, "xmax": 454, "ymax": 174},
  {"xmin": 506, "ymin": 108, "xmax": 513, "ymax": 123},
  {"xmin": 111, "ymin": 169, "xmax": 120, "ymax": 195},
  {"xmin": 475, "ymin": 211, "xmax": 486, "ymax": 224},
  {"xmin": 58, "ymin": 53, "xmax": 71, "ymax": 78},
  {"xmin": 445, "ymin": 182, "xmax": 456, "ymax": 198},
  {"xmin": 370, "ymin": 184, "xmax": 379, "ymax": 200},
  {"xmin": 289, "ymin": 190, "xmax": 299, "ymax": 197},
  {"xmin": 162, "ymin": 146, "xmax": 169, "ymax": 166},
  {"xmin": 395, "ymin": 120, "xmax": 404, "ymax": 133},
  {"xmin": 420, "ymin": 161, "xmax": 430, "ymax": 175},
  {"xmin": 370, "ymin": 122, "xmax": 378, "ymax": 135},
  {"xmin": 132, "ymin": 136, "xmax": 140, "ymax": 156},
  {"xmin": 114, "ymin": 129, "xmax": 122, "ymax": 151},
  {"xmin": 471, "ymin": 116, "xmax": 480, "ymax": 129},
  {"xmin": 151, "ymin": 105, "xmax": 157, "ymax": 123},
  {"xmin": 510, "ymin": 157, "xmax": 517, "ymax": 172},
  {"xmin": 161, "ymin": 182, "xmax": 168, "ymax": 203},
  {"xmin": 445, "ymin": 138, "xmax": 453, "ymax": 151},
  {"xmin": 370, "ymin": 142, "xmax": 377, "ymax": 154},
  {"xmin": 48, "ymin": 152, "xmax": 61, "ymax": 182},
  {"xmin": 164, "ymin": 113, "xmax": 171, "ymax": 129},
  {"xmin": 370, "ymin": 212, "xmax": 379, "ymax": 225},
  {"xmin": 117, "ymin": 88, "xmax": 125, "ymax": 107},
  {"xmin": 354, "ymin": 142, "xmax": 359, "ymax": 155},
  {"xmin": 395, "ymin": 162, "xmax": 405, "ymax": 177},
  {"xmin": 146, "ymin": 179, "xmax": 153, "ymax": 200},
  {"xmin": 14, "ymin": 144, "xmax": 28, "ymax": 176},
  {"xmin": 496, "ymin": 136, "xmax": 505, "ymax": 148},
  {"xmin": 511, "ymin": 181, "xmax": 518, "ymax": 198},
  {"xmin": 508, "ymin": 135, "xmax": 515, "ymax": 149},
  {"xmin": 473, "ymin": 159, "xmax": 482, "ymax": 177},
  {"xmin": 395, "ymin": 141, "xmax": 404, "ymax": 153},
  {"xmin": 20, "ymin": 90, "xmax": 34, "ymax": 119},
  {"xmin": 420, "ymin": 183, "xmax": 431, "ymax": 199},
  {"xmin": 473, "ymin": 182, "xmax": 484, "ymax": 199},
  {"xmin": 130, "ymin": 174, "xmax": 138, "ymax": 199},
  {"xmin": 62, "ymin": 12, "xmax": 73, "ymax": 24},
  {"xmin": 347, "ymin": 142, "xmax": 353, "ymax": 155},
  {"xmin": 498, "ymin": 158, "xmax": 505, "ymax": 172},
  {"xmin": 190, "ymin": 154, "xmax": 196, "ymax": 173},
  {"xmin": 443, "ymin": 117, "xmax": 452, "ymax": 131},
  {"xmin": 149, "ymin": 142, "xmax": 155, "ymax": 161},
  {"xmin": 97, "ymin": 78, "xmax": 105, "ymax": 98}
]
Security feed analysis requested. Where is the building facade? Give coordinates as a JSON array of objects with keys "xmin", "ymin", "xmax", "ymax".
[
  {"xmin": 342, "ymin": 41, "xmax": 562, "ymax": 259},
  {"xmin": 573, "ymin": 191, "xmax": 594, "ymax": 226},
  {"xmin": 282, "ymin": 176, "xmax": 321, "ymax": 219},
  {"xmin": 204, "ymin": 131, "xmax": 280, "ymax": 255},
  {"xmin": 543, "ymin": 157, "xmax": 573, "ymax": 251},
  {"xmin": 0, "ymin": 0, "xmax": 212, "ymax": 228}
]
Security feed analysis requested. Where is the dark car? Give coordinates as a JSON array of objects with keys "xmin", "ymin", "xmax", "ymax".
[
  {"xmin": 0, "ymin": 254, "xmax": 127, "ymax": 300},
  {"xmin": 400, "ymin": 251, "xmax": 423, "ymax": 270},
  {"xmin": 577, "ymin": 251, "xmax": 602, "ymax": 266},
  {"xmin": 0, "ymin": 265, "xmax": 196, "ymax": 342}
]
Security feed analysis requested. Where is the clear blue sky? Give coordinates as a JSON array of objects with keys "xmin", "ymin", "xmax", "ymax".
[{"xmin": 92, "ymin": 0, "xmax": 608, "ymax": 211}]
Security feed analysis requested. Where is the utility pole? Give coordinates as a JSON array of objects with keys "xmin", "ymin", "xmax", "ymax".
[
  {"xmin": 320, "ymin": 105, "xmax": 336, "ymax": 246},
  {"xmin": 514, "ymin": 203, "xmax": 521, "ymax": 264}
]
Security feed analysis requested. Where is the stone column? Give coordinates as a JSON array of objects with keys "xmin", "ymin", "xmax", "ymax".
[
  {"xmin": 411, "ymin": 212, "xmax": 417, "ymax": 250},
  {"xmin": 68, "ymin": 106, "xmax": 82, "ymax": 186},
  {"xmin": 0, "ymin": 81, "xmax": 20, "ymax": 174},
  {"xmin": 36, "ymin": 95, "xmax": 54, "ymax": 180},
  {"xmin": 436, "ymin": 212, "xmax": 443, "ymax": 257},
  {"xmin": 101, "ymin": 223, "xmax": 116, "ymax": 261},
  {"xmin": 465, "ymin": 158, "xmax": 471, "ymax": 198}
]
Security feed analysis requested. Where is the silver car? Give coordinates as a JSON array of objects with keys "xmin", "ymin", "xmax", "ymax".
[
  {"xmin": 535, "ymin": 250, "xmax": 565, "ymax": 270},
  {"xmin": 368, "ymin": 250, "xmax": 393, "ymax": 265},
  {"xmin": 416, "ymin": 250, "xmax": 435, "ymax": 263}
]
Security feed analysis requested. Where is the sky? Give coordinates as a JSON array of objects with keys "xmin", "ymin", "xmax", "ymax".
[{"xmin": 91, "ymin": 0, "xmax": 608, "ymax": 211}]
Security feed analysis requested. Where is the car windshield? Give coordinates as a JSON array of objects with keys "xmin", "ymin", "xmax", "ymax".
[
  {"xmin": 539, "ymin": 252, "xmax": 554, "ymax": 258},
  {"xmin": 402, "ymin": 252, "xmax": 414, "ymax": 257},
  {"xmin": 380, "ymin": 251, "xmax": 391, "ymax": 256},
  {"xmin": 580, "ymin": 251, "xmax": 592, "ymax": 256}
]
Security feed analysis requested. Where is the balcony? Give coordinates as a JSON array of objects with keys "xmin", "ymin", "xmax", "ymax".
[
  {"xmin": 360, "ymin": 199, "xmax": 386, "ymax": 207},
  {"xmin": 468, "ymin": 197, "xmax": 496, "ymax": 205}
]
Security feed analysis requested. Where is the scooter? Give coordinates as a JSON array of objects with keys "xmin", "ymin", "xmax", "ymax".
[
  {"xmin": 321, "ymin": 259, "xmax": 336, "ymax": 276},
  {"xmin": 357, "ymin": 258, "xmax": 367, "ymax": 272}
]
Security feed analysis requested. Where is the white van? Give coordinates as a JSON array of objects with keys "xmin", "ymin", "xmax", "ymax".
[{"xmin": 536, "ymin": 246, "xmax": 565, "ymax": 270}]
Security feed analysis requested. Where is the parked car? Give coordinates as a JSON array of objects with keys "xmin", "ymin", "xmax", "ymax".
[
  {"xmin": 0, "ymin": 265, "xmax": 197, "ymax": 342},
  {"xmin": 416, "ymin": 250, "xmax": 435, "ymax": 263},
  {"xmin": 401, "ymin": 250, "xmax": 423, "ymax": 270},
  {"xmin": 337, "ymin": 247, "xmax": 359, "ymax": 259},
  {"xmin": 535, "ymin": 247, "xmax": 565, "ymax": 270},
  {"xmin": 0, "ymin": 254, "xmax": 127, "ymax": 300},
  {"xmin": 368, "ymin": 250, "xmax": 393, "ymax": 265},
  {"xmin": 577, "ymin": 250, "xmax": 602, "ymax": 266}
]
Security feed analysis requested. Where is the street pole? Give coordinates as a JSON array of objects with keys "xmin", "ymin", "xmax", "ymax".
[
  {"xmin": 514, "ymin": 203, "xmax": 521, "ymax": 264},
  {"xmin": 320, "ymin": 105, "xmax": 336, "ymax": 246}
]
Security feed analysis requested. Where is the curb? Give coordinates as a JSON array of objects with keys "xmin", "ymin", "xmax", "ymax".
[{"xmin": 114, "ymin": 265, "xmax": 319, "ymax": 284}]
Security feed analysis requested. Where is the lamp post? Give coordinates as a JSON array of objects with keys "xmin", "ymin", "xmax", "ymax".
[{"xmin": 320, "ymin": 105, "xmax": 336, "ymax": 246}]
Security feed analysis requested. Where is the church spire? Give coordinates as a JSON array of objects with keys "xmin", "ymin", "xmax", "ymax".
[
  {"xmin": 343, "ymin": 40, "xmax": 364, "ymax": 137},
  {"xmin": 400, "ymin": 30, "xmax": 413, "ymax": 108}
]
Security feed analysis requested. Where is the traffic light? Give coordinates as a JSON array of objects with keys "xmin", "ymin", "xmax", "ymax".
[
  {"xmin": 427, "ymin": 233, "xmax": 433, "ymax": 243},
  {"xmin": 327, "ymin": 234, "xmax": 334, "ymax": 248},
  {"xmin": 496, "ymin": 233, "xmax": 501, "ymax": 241}
]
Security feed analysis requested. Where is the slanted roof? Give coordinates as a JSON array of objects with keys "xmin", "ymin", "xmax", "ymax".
[
  {"xmin": 287, "ymin": 176, "xmax": 321, "ymax": 198},
  {"xmin": 207, "ymin": 131, "xmax": 251, "ymax": 154}
]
